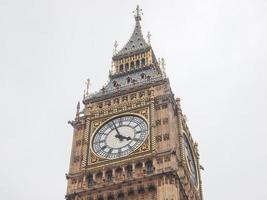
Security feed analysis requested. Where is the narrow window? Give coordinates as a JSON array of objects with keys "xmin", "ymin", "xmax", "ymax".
[
  {"xmin": 136, "ymin": 60, "xmax": 140, "ymax": 68},
  {"xmin": 126, "ymin": 165, "xmax": 133, "ymax": 178},
  {"xmin": 125, "ymin": 63, "xmax": 129, "ymax": 71},
  {"xmin": 106, "ymin": 170, "xmax": 113, "ymax": 182},
  {"xmin": 130, "ymin": 61, "xmax": 134, "ymax": 69},
  {"xmin": 119, "ymin": 64, "xmax": 123, "ymax": 72},
  {"xmin": 141, "ymin": 58, "xmax": 146, "ymax": 66},
  {"xmin": 87, "ymin": 174, "xmax": 93, "ymax": 186}
]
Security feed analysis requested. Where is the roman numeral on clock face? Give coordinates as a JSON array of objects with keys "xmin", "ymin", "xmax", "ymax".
[
  {"xmin": 127, "ymin": 144, "xmax": 134, "ymax": 151},
  {"xmin": 135, "ymin": 129, "xmax": 147, "ymax": 134},
  {"xmin": 118, "ymin": 148, "xmax": 122, "ymax": 156},
  {"xmin": 101, "ymin": 145, "xmax": 107, "ymax": 150},
  {"xmin": 131, "ymin": 138, "xmax": 142, "ymax": 141},
  {"xmin": 93, "ymin": 139, "xmax": 106, "ymax": 144}
]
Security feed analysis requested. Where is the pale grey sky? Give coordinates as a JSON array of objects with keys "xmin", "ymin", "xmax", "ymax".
[{"xmin": 0, "ymin": 0, "xmax": 267, "ymax": 199}]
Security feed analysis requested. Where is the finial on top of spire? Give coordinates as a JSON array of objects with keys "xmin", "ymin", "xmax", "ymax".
[{"xmin": 133, "ymin": 5, "xmax": 143, "ymax": 21}]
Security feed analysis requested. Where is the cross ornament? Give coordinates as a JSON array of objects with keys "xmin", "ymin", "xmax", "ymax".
[{"xmin": 133, "ymin": 5, "xmax": 143, "ymax": 20}]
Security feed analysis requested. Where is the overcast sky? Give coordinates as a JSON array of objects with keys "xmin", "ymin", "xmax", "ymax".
[{"xmin": 0, "ymin": 0, "xmax": 267, "ymax": 199}]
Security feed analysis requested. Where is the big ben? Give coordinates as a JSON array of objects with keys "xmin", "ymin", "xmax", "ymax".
[{"xmin": 66, "ymin": 5, "xmax": 204, "ymax": 200}]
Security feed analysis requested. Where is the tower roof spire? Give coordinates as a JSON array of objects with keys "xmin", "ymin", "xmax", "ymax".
[{"xmin": 113, "ymin": 5, "xmax": 149, "ymax": 59}]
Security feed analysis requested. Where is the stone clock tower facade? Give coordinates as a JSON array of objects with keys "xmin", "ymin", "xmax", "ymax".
[{"xmin": 66, "ymin": 6, "xmax": 204, "ymax": 200}]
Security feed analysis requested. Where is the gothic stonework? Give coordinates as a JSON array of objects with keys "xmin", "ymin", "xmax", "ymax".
[{"xmin": 66, "ymin": 5, "xmax": 204, "ymax": 200}]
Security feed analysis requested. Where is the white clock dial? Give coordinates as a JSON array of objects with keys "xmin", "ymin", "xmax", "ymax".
[{"xmin": 92, "ymin": 115, "xmax": 148, "ymax": 159}]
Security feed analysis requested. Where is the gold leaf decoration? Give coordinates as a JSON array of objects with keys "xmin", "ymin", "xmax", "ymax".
[{"xmin": 91, "ymin": 153, "xmax": 98, "ymax": 163}]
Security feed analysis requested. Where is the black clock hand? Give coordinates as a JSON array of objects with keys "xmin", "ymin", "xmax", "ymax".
[
  {"xmin": 115, "ymin": 134, "xmax": 123, "ymax": 140},
  {"xmin": 120, "ymin": 135, "xmax": 132, "ymax": 141},
  {"xmin": 112, "ymin": 121, "xmax": 123, "ymax": 141},
  {"xmin": 125, "ymin": 136, "xmax": 132, "ymax": 140},
  {"xmin": 112, "ymin": 121, "xmax": 121, "ymax": 136}
]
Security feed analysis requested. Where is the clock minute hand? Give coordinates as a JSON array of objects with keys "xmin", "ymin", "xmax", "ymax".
[
  {"xmin": 112, "ymin": 121, "xmax": 121, "ymax": 135},
  {"xmin": 112, "ymin": 121, "xmax": 123, "ymax": 141}
]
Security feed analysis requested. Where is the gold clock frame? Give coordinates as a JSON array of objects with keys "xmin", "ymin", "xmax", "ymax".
[{"xmin": 87, "ymin": 106, "xmax": 152, "ymax": 167}]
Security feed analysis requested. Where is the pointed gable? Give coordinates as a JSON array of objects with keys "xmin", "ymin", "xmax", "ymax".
[{"xmin": 113, "ymin": 5, "xmax": 150, "ymax": 59}]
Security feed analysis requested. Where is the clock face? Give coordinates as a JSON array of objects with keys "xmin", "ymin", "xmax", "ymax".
[
  {"xmin": 183, "ymin": 134, "xmax": 198, "ymax": 187},
  {"xmin": 92, "ymin": 115, "xmax": 149, "ymax": 159}
]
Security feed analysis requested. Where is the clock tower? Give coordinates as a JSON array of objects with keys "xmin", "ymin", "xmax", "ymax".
[{"xmin": 66, "ymin": 6, "xmax": 204, "ymax": 200}]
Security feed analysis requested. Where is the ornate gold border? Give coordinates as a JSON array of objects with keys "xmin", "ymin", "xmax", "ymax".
[{"xmin": 87, "ymin": 107, "xmax": 151, "ymax": 167}]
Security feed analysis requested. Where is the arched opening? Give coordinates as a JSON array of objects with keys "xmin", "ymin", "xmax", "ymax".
[
  {"xmin": 136, "ymin": 60, "xmax": 140, "ymax": 68},
  {"xmin": 114, "ymin": 98, "xmax": 120, "ymax": 104},
  {"xmin": 106, "ymin": 170, "xmax": 113, "ymax": 182},
  {"xmin": 95, "ymin": 172, "xmax": 102, "ymax": 183},
  {"xmin": 141, "ymin": 58, "xmax": 146, "ymax": 66},
  {"xmin": 87, "ymin": 174, "xmax": 94, "ymax": 186},
  {"xmin": 130, "ymin": 61, "xmax": 134, "ymax": 69},
  {"xmin": 119, "ymin": 64, "xmax": 124, "ymax": 72},
  {"xmin": 135, "ymin": 162, "xmax": 142, "ymax": 169},
  {"xmin": 135, "ymin": 162, "xmax": 143, "ymax": 175},
  {"xmin": 122, "ymin": 96, "xmax": 128, "ymax": 102},
  {"xmin": 146, "ymin": 160, "xmax": 153, "ymax": 174},
  {"xmin": 115, "ymin": 167, "xmax": 123, "ymax": 179},
  {"xmin": 125, "ymin": 63, "xmax": 129, "ymax": 71},
  {"xmin": 126, "ymin": 164, "xmax": 133, "ymax": 178}
]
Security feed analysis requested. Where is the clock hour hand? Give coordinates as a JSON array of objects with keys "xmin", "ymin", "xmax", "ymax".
[
  {"xmin": 115, "ymin": 134, "xmax": 124, "ymax": 141},
  {"xmin": 120, "ymin": 135, "xmax": 132, "ymax": 141}
]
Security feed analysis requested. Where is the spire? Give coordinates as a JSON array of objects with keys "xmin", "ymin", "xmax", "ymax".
[{"xmin": 113, "ymin": 5, "xmax": 149, "ymax": 58}]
